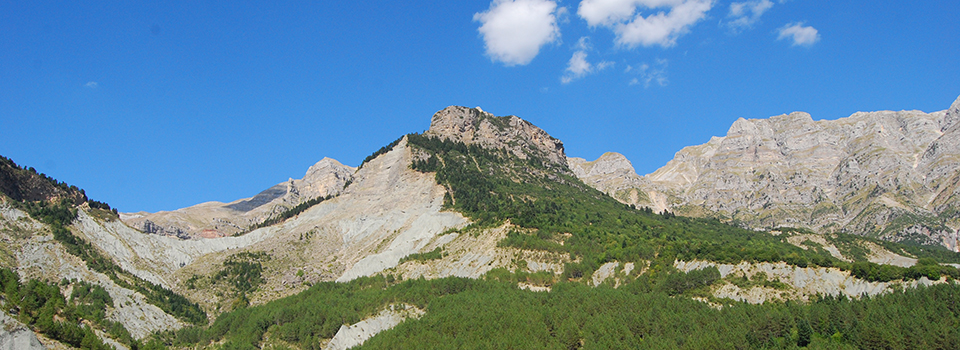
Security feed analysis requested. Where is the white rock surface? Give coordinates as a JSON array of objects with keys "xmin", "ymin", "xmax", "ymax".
[
  {"xmin": 13, "ymin": 233, "xmax": 184, "ymax": 339},
  {"xmin": 1, "ymin": 204, "xmax": 184, "ymax": 339},
  {"xmin": 72, "ymin": 208, "xmax": 277, "ymax": 288},
  {"xmin": 591, "ymin": 261, "xmax": 620, "ymax": 286},
  {"xmin": 0, "ymin": 311, "xmax": 43, "ymax": 350},
  {"xmin": 326, "ymin": 304, "xmax": 424, "ymax": 350},
  {"xmin": 675, "ymin": 260, "xmax": 943, "ymax": 303}
]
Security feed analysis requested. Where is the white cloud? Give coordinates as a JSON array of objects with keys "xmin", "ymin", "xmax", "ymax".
[
  {"xmin": 561, "ymin": 47, "xmax": 614, "ymax": 84},
  {"xmin": 85, "ymin": 81, "xmax": 98, "ymax": 88},
  {"xmin": 563, "ymin": 51, "xmax": 593, "ymax": 83},
  {"xmin": 575, "ymin": 36, "xmax": 592, "ymax": 51},
  {"xmin": 578, "ymin": 0, "xmax": 689, "ymax": 26},
  {"xmin": 627, "ymin": 59, "xmax": 667, "ymax": 87},
  {"xmin": 726, "ymin": 0, "xmax": 773, "ymax": 32},
  {"xmin": 777, "ymin": 22, "xmax": 819, "ymax": 46},
  {"xmin": 577, "ymin": 0, "xmax": 714, "ymax": 48},
  {"xmin": 475, "ymin": 0, "xmax": 563, "ymax": 66}
]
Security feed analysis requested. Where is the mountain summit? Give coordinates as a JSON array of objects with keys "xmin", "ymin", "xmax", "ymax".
[{"xmin": 425, "ymin": 106, "xmax": 567, "ymax": 167}]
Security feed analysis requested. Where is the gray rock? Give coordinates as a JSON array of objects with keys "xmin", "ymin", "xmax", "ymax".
[
  {"xmin": 573, "ymin": 95, "xmax": 960, "ymax": 250},
  {"xmin": 426, "ymin": 106, "xmax": 568, "ymax": 168},
  {"xmin": 0, "ymin": 311, "xmax": 43, "ymax": 350},
  {"xmin": 326, "ymin": 304, "xmax": 424, "ymax": 350}
]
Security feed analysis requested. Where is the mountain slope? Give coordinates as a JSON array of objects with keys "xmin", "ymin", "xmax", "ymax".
[
  {"xmin": 163, "ymin": 106, "xmax": 960, "ymax": 350},
  {"xmin": 573, "ymin": 95, "xmax": 960, "ymax": 251}
]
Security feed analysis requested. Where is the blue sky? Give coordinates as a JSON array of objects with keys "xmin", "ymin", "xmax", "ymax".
[{"xmin": 2, "ymin": 1, "xmax": 958, "ymax": 213}]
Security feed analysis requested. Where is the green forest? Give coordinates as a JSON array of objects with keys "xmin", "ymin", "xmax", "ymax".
[{"xmin": 161, "ymin": 273, "xmax": 959, "ymax": 350}]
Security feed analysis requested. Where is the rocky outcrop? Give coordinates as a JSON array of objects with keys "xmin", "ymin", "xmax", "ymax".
[
  {"xmin": 123, "ymin": 157, "xmax": 356, "ymax": 239},
  {"xmin": 573, "ymin": 95, "xmax": 960, "ymax": 250},
  {"xmin": 425, "ymin": 106, "xmax": 568, "ymax": 168},
  {"xmin": 675, "ymin": 260, "xmax": 941, "ymax": 304},
  {"xmin": 0, "ymin": 311, "xmax": 43, "ymax": 350},
  {"xmin": 568, "ymin": 153, "xmax": 665, "ymax": 210},
  {"xmin": 326, "ymin": 304, "xmax": 424, "ymax": 350}
]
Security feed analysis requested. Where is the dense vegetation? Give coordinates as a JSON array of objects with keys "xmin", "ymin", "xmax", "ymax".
[
  {"xmin": 405, "ymin": 133, "xmax": 959, "ymax": 281},
  {"xmin": 161, "ymin": 272, "xmax": 960, "ymax": 350},
  {"xmin": 398, "ymin": 247, "xmax": 445, "ymax": 264},
  {"xmin": 0, "ymin": 268, "xmax": 167, "ymax": 350},
  {"xmin": 206, "ymin": 251, "xmax": 273, "ymax": 309}
]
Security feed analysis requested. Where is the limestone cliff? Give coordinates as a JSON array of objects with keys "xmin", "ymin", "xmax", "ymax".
[{"xmin": 573, "ymin": 95, "xmax": 960, "ymax": 251}]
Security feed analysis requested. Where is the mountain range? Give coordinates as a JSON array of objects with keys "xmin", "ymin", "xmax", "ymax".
[
  {"xmin": 571, "ymin": 95, "xmax": 960, "ymax": 252},
  {"xmin": 1, "ymin": 96, "xmax": 959, "ymax": 349}
]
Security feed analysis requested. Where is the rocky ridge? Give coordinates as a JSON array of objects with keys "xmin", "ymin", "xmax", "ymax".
[
  {"xmin": 5, "ymin": 106, "xmax": 574, "ymax": 319},
  {"xmin": 572, "ymin": 95, "xmax": 960, "ymax": 251},
  {"xmin": 122, "ymin": 157, "xmax": 356, "ymax": 239}
]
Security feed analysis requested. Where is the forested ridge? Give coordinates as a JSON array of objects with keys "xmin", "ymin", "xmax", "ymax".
[
  {"xmin": 405, "ymin": 133, "xmax": 960, "ymax": 282},
  {"xmin": 0, "ymin": 155, "xmax": 206, "ymax": 328}
]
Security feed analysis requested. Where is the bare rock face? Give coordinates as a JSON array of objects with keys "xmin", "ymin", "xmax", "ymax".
[
  {"xmin": 425, "ymin": 106, "xmax": 567, "ymax": 168},
  {"xmin": 568, "ymin": 153, "xmax": 664, "ymax": 209},
  {"xmin": 573, "ymin": 95, "xmax": 960, "ymax": 251},
  {"xmin": 0, "ymin": 310, "xmax": 44, "ymax": 350},
  {"xmin": 123, "ymin": 157, "xmax": 356, "ymax": 239},
  {"xmin": 326, "ymin": 304, "xmax": 424, "ymax": 350}
]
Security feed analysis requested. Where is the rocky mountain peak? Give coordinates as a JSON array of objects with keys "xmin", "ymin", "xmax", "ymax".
[
  {"xmin": 568, "ymin": 152, "xmax": 636, "ymax": 179},
  {"xmin": 303, "ymin": 157, "xmax": 355, "ymax": 194},
  {"xmin": 943, "ymin": 95, "xmax": 960, "ymax": 132},
  {"xmin": 425, "ymin": 106, "xmax": 567, "ymax": 167},
  {"xmin": 771, "ymin": 111, "xmax": 815, "ymax": 130}
]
